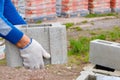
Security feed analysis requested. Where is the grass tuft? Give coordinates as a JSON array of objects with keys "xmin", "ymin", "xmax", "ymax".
[
  {"xmin": 64, "ymin": 23, "xmax": 74, "ymax": 29},
  {"xmin": 85, "ymin": 13, "xmax": 118, "ymax": 18}
]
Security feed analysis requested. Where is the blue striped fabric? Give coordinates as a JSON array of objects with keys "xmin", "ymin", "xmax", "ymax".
[{"xmin": 0, "ymin": 0, "xmax": 25, "ymax": 44}]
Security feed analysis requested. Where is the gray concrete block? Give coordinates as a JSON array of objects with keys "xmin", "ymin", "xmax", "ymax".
[
  {"xmin": 76, "ymin": 70, "xmax": 120, "ymax": 80},
  {"xmin": 97, "ymin": 75, "xmax": 120, "ymax": 80},
  {"xmin": 76, "ymin": 71, "xmax": 96, "ymax": 80},
  {"xmin": 5, "ymin": 24, "xmax": 67, "ymax": 67},
  {"xmin": 49, "ymin": 26, "xmax": 67, "ymax": 64},
  {"xmin": 76, "ymin": 73, "xmax": 89, "ymax": 80},
  {"xmin": 83, "ymin": 64, "xmax": 120, "ymax": 77},
  {"xmin": 5, "ymin": 41, "xmax": 23, "ymax": 67},
  {"xmin": 89, "ymin": 39, "xmax": 120, "ymax": 70}
]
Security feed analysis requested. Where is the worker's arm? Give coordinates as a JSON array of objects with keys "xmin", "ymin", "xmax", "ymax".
[
  {"xmin": 0, "ymin": 15, "xmax": 50, "ymax": 69},
  {"xmin": 3, "ymin": 0, "xmax": 26, "ymax": 25},
  {"xmin": 0, "ymin": 0, "xmax": 50, "ymax": 69}
]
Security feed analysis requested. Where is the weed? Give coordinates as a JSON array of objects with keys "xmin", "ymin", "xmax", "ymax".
[
  {"xmin": 75, "ymin": 27, "xmax": 83, "ymax": 31},
  {"xmin": 89, "ymin": 31, "xmax": 97, "ymax": 35},
  {"xmin": 0, "ymin": 59, "xmax": 6, "ymax": 65},
  {"xmin": 81, "ymin": 20, "xmax": 88, "ymax": 24},
  {"xmin": 85, "ymin": 13, "xmax": 118, "ymax": 18},
  {"xmin": 113, "ymin": 26, "xmax": 120, "ymax": 31},
  {"xmin": 80, "ymin": 52, "xmax": 89, "ymax": 63},
  {"xmin": 91, "ymin": 22, "xmax": 94, "ymax": 25},
  {"xmin": 92, "ymin": 34, "xmax": 106, "ymax": 40},
  {"xmin": 36, "ymin": 20, "xmax": 42, "ymax": 24},
  {"xmin": 15, "ymin": 66, "xmax": 22, "ymax": 69},
  {"xmin": 68, "ymin": 37, "xmax": 90, "ymax": 56},
  {"xmin": 65, "ymin": 23, "xmax": 74, "ymax": 29},
  {"xmin": 83, "ymin": 53, "xmax": 89, "ymax": 63}
]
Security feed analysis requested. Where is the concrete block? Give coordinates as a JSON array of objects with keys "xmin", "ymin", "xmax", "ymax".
[
  {"xmin": 5, "ymin": 23, "xmax": 67, "ymax": 67},
  {"xmin": 76, "ymin": 70, "xmax": 120, "ymax": 80},
  {"xmin": 5, "ymin": 41, "xmax": 23, "ymax": 67},
  {"xmin": 97, "ymin": 75, "xmax": 120, "ymax": 80},
  {"xmin": 76, "ymin": 71, "xmax": 95, "ymax": 80},
  {"xmin": 49, "ymin": 26, "xmax": 67, "ymax": 64},
  {"xmin": 84, "ymin": 64, "xmax": 120, "ymax": 77},
  {"xmin": 89, "ymin": 39, "xmax": 120, "ymax": 70}
]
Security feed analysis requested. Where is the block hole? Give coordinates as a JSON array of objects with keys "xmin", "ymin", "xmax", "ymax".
[
  {"xmin": 94, "ymin": 65, "xmax": 115, "ymax": 72},
  {"xmin": 97, "ymin": 41, "xmax": 112, "ymax": 44}
]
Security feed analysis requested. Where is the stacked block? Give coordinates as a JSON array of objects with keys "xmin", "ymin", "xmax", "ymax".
[
  {"xmin": 56, "ymin": 0, "xmax": 62, "ymax": 16},
  {"xmin": 12, "ymin": 0, "xmax": 25, "ymax": 18},
  {"xmin": 90, "ymin": 39, "xmax": 120, "ymax": 70},
  {"xmin": 12, "ymin": 0, "xmax": 57, "ymax": 22},
  {"xmin": 56, "ymin": 0, "xmax": 89, "ymax": 17},
  {"xmin": 89, "ymin": 0, "xmax": 111, "ymax": 14},
  {"xmin": 115, "ymin": 0, "xmax": 120, "ymax": 12},
  {"xmin": 5, "ymin": 24, "xmax": 67, "ymax": 67}
]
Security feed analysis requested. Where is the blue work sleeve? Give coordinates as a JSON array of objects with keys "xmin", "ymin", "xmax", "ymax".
[
  {"xmin": 0, "ymin": 15, "xmax": 24, "ymax": 44},
  {"xmin": 3, "ymin": 0, "xmax": 26, "ymax": 25}
]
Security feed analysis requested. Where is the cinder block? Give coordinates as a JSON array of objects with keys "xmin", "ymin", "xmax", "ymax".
[
  {"xmin": 84, "ymin": 64, "xmax": 120, "ymax": 77},
  {"xmin": 5, "ymin": 23, "xmax": 67, "ymax": 67},
  {"xmin": 89, "ymin": 39, "xmax": 120, "ymax": 70},
  {"xmin": 96, "ymin": 75, "xmax": 120, "ymax": 80},
  {"xmin": 5, "ymin": 41, "xmax": 23, "ymax": 67},
  {"xmin": 76, "ymin": 71, "xmax": 95, "ymax": 80},
  {"xmin": 49, "ymin": 26, "xmax": 67, "ymax": 64},
  {"xmin": 76, "ymin": 70, "xmax": 120, "ymax": 80}
]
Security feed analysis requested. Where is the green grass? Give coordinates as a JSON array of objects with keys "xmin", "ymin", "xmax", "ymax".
[
  {"xmin": 92, "ymin": 34, "xmax": 107, "ymax": 40},
  {"xmin": 74, "ymin": 27, "xmax": 83, "ymax": 31},
  {"xmin": 91, "ymin": 22, "xmax": 94, "ymax": 25},
  {"xmin": 36, "ymin": 20, "xmax": 42, "ymax": 24},
  {"xmin": 0, "ymin": 59, "xmax": 6, "ymax": 65},
  {"xmin": 64, "ymin": 23, "xmax": 74, "ymax": 29},
  {"xmin": 89, "ymin": 31, "xmax": 97, "ymax": 35},
  {"xmin": 81, "ymin": 20, "xmax": 88, "ymax": 24},
  {"xmin": 68, "ymin": 37, "xmax": 90, "ymax": 56},
  {"xmin": 68, "ymin": 26, "xmax": 120, "ymax": 63},
  {"xmin": 85, "ymin": 13, "xmax": 118, "ymax": 18}
]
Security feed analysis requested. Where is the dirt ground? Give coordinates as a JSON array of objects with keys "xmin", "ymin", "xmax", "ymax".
[
  {"xmin": 0, "ymin": 16, "xmax": 120, "ymax": 80},
  {"xmin": 0, "ymin": 64, "xmax": 86, "ymax": 80}
]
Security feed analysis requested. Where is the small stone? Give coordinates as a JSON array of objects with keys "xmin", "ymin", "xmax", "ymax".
[{"xmin": 66, "ymin": 66, "xmax": 72, "ymax": 70}]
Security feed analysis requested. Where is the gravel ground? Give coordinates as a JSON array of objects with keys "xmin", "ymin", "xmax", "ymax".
[
  {"xmin": 0, "ymin": 64, "xmax": 86, "ymax": 80},
  {"xmin": 79, "ymin": 18, "xmax": 120, "ymax": 30},
  {"xmin": 67, "ymin": 17, "xmax": 120, "ymax": 40}
]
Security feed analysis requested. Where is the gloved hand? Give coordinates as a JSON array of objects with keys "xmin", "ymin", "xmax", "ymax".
[{"xmin": 20, "ymin": 39, "xmax": 50, "ymax": 69}]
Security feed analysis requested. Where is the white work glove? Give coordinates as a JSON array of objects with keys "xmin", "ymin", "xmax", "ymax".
[{"xmin": 20, "ymin": 39, "xmax": 50, "ymax": 69}]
